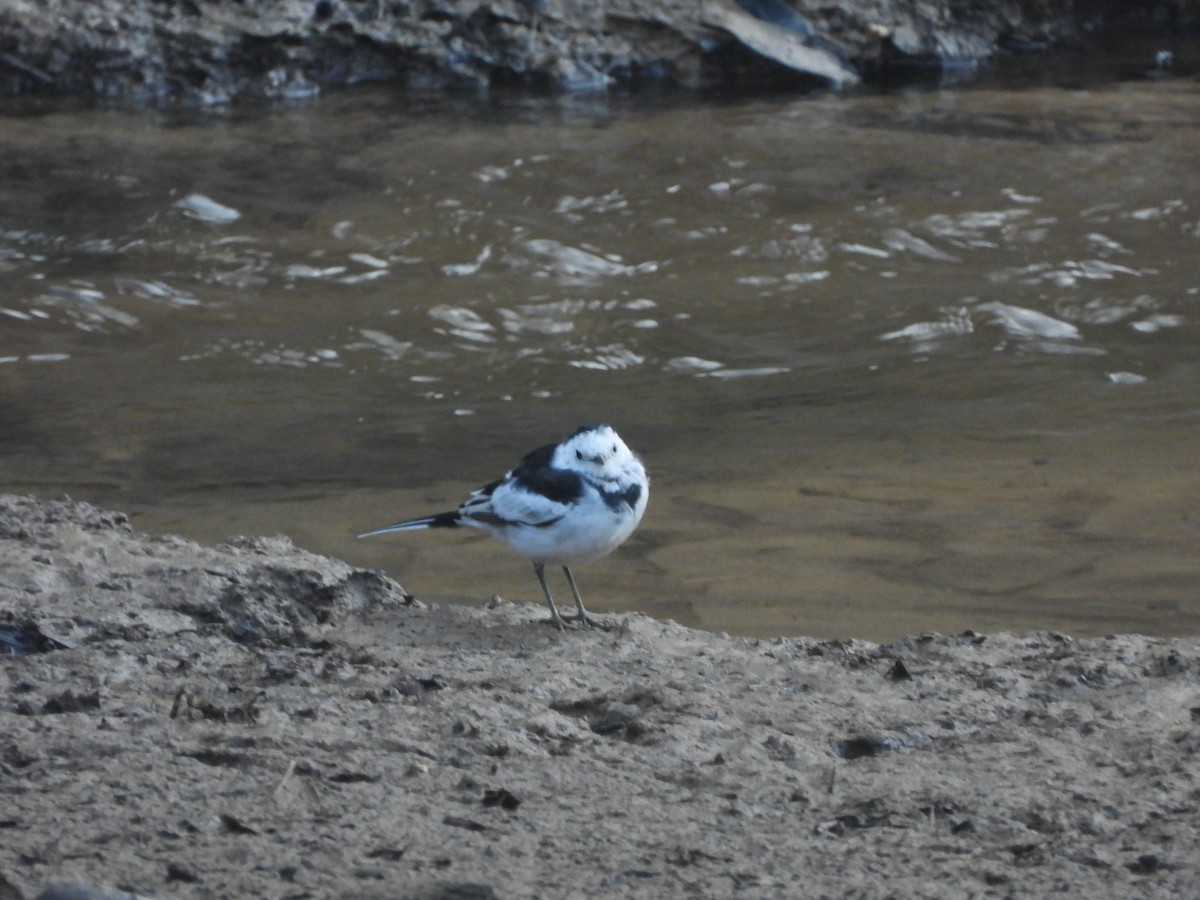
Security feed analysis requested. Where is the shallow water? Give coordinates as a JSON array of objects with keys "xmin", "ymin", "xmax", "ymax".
[{"xmin": 3, "ymin": 59, "xmax": 1198, "ymax": 640}]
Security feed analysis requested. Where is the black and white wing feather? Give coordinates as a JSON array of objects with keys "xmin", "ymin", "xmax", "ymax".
[{"xmin": 462, "ymin": 442, "xmax": 585, "ymax": 529}]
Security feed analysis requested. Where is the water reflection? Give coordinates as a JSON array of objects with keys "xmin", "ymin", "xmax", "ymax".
[{"xmin": 1, "ymin": 72, "xmax": 1198, "ymax": 640}]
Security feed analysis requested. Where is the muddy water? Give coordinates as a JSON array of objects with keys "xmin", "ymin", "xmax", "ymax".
[{"xmin": 2, "ymin": 67, "xmax": 1198, "ymax": 641}]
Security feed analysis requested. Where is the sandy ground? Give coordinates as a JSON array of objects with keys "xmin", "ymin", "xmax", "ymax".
[{"xmin": 2, "ymin": 493, "xmax": 1198, "ymax": 899}]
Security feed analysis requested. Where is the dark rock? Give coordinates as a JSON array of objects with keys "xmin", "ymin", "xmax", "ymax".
[
  {"xmin": 164, "ymin": 862, "xmax": 199, "ymax": 884},
  {"xmin": 35, "ymin": 884, "xmax": 146, "ymax": 900},
  {"xmin": 406, "ymin": 885, "xmax": 499, "ymax": 900},
  {"xmin": 1, "ymin": 0, "xmax": 1197, "ymax": 102},
  {"xmin": 442, "ymin": 815, "xmax": 487, "ymax": 832},
  {"xmin": 0, "ymin": 622, "xmax": 69, "ymax": 656},
  {"xmin": 1126, "ymin": 853, "xmax": 1173, "ymax": 874},
  {"xmin": 365, "ymin": 846, "xmax": 407, "ymax": 862},
  {"xmin": 481, "ymin": 788, "xmax": 521, "ymax": 810},
  {"xmin": 833, "ymin": 733, "xmax": 902, "ymax": 759},
  {"xmin": 40, "ymin": 690, "xmax": 100, "ymax": 715},
  {"xmin": 887, "ymin": 658, "xmax": 913, "ymax": 681}
]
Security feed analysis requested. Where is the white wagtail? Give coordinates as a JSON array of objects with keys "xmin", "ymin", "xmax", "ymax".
[{"xmin": 360, "ymin": 423, "xmax": 649, "ymax": 630}]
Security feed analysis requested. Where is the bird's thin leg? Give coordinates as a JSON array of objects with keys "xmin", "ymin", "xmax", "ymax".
[
  {"xmin": 561, "ymin": 566, "xmax": 598, "ymax": 629},
  {"xmin": 533, "ymin": 563, "xmax": 567, "ymax": 631}
]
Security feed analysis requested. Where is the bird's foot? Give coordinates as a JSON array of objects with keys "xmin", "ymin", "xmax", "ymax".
[
  {"xmin": 540, "ymin": 612, "xmax": 609, "ymax": 631},
  {"xmin": 563, "ymin": 612, "xmax": 613, "ymax": 631}
]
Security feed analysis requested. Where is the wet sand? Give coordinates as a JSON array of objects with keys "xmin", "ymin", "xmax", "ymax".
[{"xmin": 2, "ymin": 494, "xmax": 1197, "ymax": 897}]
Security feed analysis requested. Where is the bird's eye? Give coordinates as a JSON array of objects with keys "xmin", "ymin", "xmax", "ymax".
[
  {"xmin": 612, "ymin": 443, "xmax": 618, "ymax": 454},
  {"xmin": 575, "ymin": 449, "xmax": 583, "ymax": 461}
]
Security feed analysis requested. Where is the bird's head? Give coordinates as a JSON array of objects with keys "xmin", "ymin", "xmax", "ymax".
[{"xmin": 555, "ymin": 422, "xmax": 638, "ymax": 477}]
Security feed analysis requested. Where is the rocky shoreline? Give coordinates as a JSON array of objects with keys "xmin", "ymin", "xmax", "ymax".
[
  {"xmin": 0, "ymin": 0, "xmax": 1197, "ymax": 103},
  {"xmin": 2, "ymin": 493, "xmax": 1197, "ymax": 897}
]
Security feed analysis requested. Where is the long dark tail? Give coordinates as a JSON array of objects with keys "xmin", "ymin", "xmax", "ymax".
[{"xmin": 358, "ymin": 511, "xmax": 461, "ymax": 538}]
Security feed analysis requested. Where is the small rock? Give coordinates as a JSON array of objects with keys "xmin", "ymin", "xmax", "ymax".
[
  {"xmin": 481, "ymin": 788, "xmax": 521, "ymax": 811},
  {"xmin": 164, "ymin": 862, "xmax": 199, "ymax": 884},
  {"xmin": 1126, "ymin": 853, "xmax": 1172, "ymax": 875},
  {"xmin": 35, "ymin": 884, "xmax": 148, "ymax": 900}
]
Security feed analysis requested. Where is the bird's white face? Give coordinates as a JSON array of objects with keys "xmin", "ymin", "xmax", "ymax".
[{"xmin": 553, "ymin": 424, "xmax": 639, "ymax": 481}]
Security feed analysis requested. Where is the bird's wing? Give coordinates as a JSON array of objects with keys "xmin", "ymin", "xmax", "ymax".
[{"xmin": 470, "ymin": 469, "xmax": 582, "ymax": 528}]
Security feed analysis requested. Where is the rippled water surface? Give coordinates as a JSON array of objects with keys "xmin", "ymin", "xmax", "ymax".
[{"xmin": 3, "ymin": 64, "xmax": 1198, "ymax": 640}]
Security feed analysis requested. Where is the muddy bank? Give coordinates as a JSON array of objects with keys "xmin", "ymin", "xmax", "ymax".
[
  {"xmin": 0, "ymin": 0, "xmax": 1197, "ymax": 102},
  {"xmin": 1, "ymin": 493, "xmax": 1198, "ymax": 897}
]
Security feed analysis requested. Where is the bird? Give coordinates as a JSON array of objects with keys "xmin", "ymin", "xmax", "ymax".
[{"xmin": 359, "ymin": 423, "xmax": 649, "ymax": 631}]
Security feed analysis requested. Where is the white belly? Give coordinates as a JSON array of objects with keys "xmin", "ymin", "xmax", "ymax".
[{"xmin": 470, "ymin": 492, "xmax": 645, "ymax": 566}]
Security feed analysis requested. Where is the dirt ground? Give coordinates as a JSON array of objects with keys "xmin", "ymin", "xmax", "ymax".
[{"xmin": 2, "ymin": 493, "xmax": 1198, "ymax": 898}]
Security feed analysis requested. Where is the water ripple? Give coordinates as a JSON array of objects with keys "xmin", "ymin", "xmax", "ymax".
[
  {"xmin": 174, "ymin": 193, "xmax": 241, "ymax": 225},
  {"xmin": 428, "ymin": 305, "xmax": 496, "ymax": 343},
  {"xmin": 881, "ymin": 301, "xmax": 1114, "ymax": 356},
  {"xmin": 38, "ymin": 283, "xmax": 140, "ymax": 331},
  {"xmin": 499, "ymin": 300, "xmax": 583, "ymax": 335},
  {"xmin": 989, "ymin": 259, "xmax": 1151, "ymax": 288},
  {"xmin": 114, "ymin": 278, "xmax": 201, "ymax": 308},
  {"xmin": 519, "ymin": 239, "xmax": 659, "ymax": 280},
  {"xmin": 566, "ymin": 344, "xmax": 645, "ymax": 371},
  {"xmin": 976, "ymin": 301, "xmax": 1081, "ymax": 342}
]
